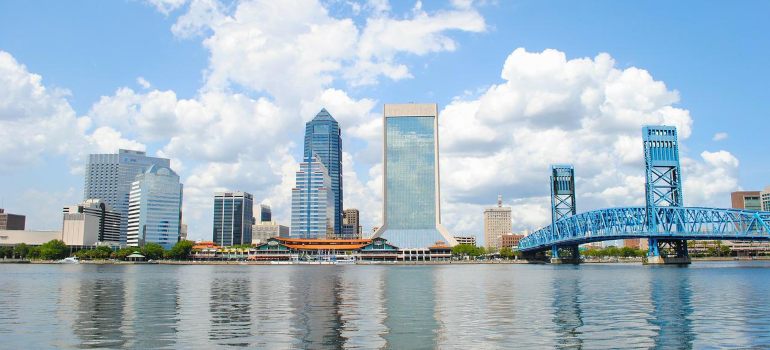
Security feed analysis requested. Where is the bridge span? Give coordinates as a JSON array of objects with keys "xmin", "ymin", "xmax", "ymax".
[{"xmin": 518, "ymin": 126, "xmax": 770, "ymax": 264}]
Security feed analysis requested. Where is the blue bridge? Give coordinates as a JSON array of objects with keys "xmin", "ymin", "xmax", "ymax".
[{"xmin": 518, "ymin": 126, "xmax": 770, "ymax": 264}]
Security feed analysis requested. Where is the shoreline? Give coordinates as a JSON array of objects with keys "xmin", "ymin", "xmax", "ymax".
[{"xmin": 6, "ymin": 256, "xmax": 769, "ymax": 265}]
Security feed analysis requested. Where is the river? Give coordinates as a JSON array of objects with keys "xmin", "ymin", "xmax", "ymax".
[{"xmin": 1, "ymin": 262, "xmax": 769, "ymax": 349}]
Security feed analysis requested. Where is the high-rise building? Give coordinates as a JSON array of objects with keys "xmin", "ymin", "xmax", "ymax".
[
  {"xmin": 213, "ymin": 192, "xmax": 254, "ymax": 246},
  {"xmin": 84, "ymin": 149, "xmax": 171, "ymax": 243},
  {"xmin": 259, "ymin": 204, "xmax": 272, "ymax": 223},
  {"xmin": 731, "ymin": 191, "xmax": 762, "ymax": 211},
  {"xmin": 251, "ymin": 221, "xmax": 290, "ymax": 245},
  {"xmin": 0, "ymin": 209, "xmax": 25, "ymax": 230},
  {"xmin": 291, "ymin": 155, "xmax": 334, "ymax": 238},
  {"xmin": 304, "ymin": 108, "xmax": 343, "ymax": 235},
  {"xmin": 126, "ymin": 165, "xmax": 183, "ymax": 249},
  {"xmin": 342, "ymin": 208, "xmax": 362, "ymax": 239},
  {"xmin": 762, "ymin": 186, "xmax": 770, "ymax": 212},
  {"xmin": 61, "ymin": 199, "xmax": 121, "ymax": 246},
  {"xmin": 373, "ymin": 103, "xmax": 457, "ymax": 249},
  {"xmin": 484, "ymin": 195, "xmax": 512, "ymax": 250}
]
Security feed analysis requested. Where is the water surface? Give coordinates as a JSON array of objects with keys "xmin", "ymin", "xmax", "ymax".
[{"xmin": 1, "ymin": 262, "xmax": 769, "ymax": 349}]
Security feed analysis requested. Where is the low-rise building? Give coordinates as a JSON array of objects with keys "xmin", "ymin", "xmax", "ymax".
[
  {"xmin": 61, "ymin": 199, "xmax": 121, "ymax": 246},
  {"xmin": 761, "ymin": 186, "xmax": 770, "ymax": 212},
  {"xmin": 501, "ymin": 234, "xmax": 525, "ymax": 250},
  {"xmin": 454, "ymin": 235, "xmax": 476, "ymax": 246},
  {"xmin": 0, "ymin": 209, "xmax": 25, "ymax": 230},
  {"xmin": 252, "ymin": 221, "xmax": 290, "ymax": 245},
  {"xmin": 0, "ymin": 230, "xmax": 61, "ymax": 246}
]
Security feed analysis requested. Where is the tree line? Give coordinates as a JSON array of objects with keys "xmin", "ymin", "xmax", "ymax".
[{"xmin": 0, "ymin": 240, "xmax": 195, "ymax": 261}]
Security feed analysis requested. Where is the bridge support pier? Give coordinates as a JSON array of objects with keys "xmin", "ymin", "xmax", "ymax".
[
  {"xmin": 645, "ymin": 238, "xmax": 691, "ymax": 265},
  {"xmin": 551, "ymin": 245, "xmax": 581, "ymax": 264}
]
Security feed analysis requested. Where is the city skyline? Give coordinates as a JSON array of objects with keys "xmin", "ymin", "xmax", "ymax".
[{"xmin": 1, "ymin": 1, "xmax": 769, "ymax": 246}]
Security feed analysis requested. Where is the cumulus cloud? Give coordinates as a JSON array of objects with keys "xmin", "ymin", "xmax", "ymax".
[
  {"xmin": 136, "ymin": 76, "xmax": 152, "ymax": 89},
  {"xmin": 437, "ymin": 48, "xmax": 738, "ymax": 236}
]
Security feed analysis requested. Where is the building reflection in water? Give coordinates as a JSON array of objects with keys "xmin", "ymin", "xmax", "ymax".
[
  {"xmin": 383, "ymin": 266, "xmax": 438, "ymax": 349},
  {"xmin": 551, "ymin": 267, "xmax": 584, "ymax": 350},
  {"xmin": 287, "ymin": 267, "xmax": 345, "ymax": 347},
  {"xmin": 72, "ymin": 265, "xmax": 127, "ymax": 348},
  {"xmin": 649, "ymin": 268, "xmax": 694, "ymax": 350},
  {"xmin": 208, "ymin": 276, "xmax": 252, "ymax": 346},
  {"xmin": 126, "ymin": 267, "xmax": 181, "ymax": 349},
  {"xmin": 249, "ymin": 266, "xmax": 296, "ymax": 347},
  {"xmin": 336, "ymin": 266, "xmax": 388, "ymax": 349}
]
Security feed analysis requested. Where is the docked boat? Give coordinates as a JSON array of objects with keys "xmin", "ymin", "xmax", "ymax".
[{"xmin": 58, "ymin": 257, "xmax": 79, "ymax": 264}]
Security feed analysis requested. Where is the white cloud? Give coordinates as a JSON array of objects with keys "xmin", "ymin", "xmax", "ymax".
[
  {"xmin": 146, "ymin": 0, "xmax": 188, "ymax": 15},
  {"xmin": 437, "ymin": 48, "xmax": 738, "ymax": 233},
  {"xmin": 136, "ymin": 76, "xmax": 152, "ymax": 89},
  {"xmin": 712, "ymin": 132, "xmax": 728, "ymax": 141}
]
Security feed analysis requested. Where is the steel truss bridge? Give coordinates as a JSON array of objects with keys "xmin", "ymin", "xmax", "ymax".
[{"xmin": 518, "ymin": 126, "xmax": 770, "ymax": 263}]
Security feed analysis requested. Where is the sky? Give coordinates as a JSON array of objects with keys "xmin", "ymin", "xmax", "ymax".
[{"xmin": 1, "ymin": 0, "xmax": 768, "ymax": 244}]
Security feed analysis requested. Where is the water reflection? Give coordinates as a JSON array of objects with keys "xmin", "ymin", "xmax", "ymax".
[
  {"xmin": 552, "ymin": 268, "xmax": 584, "ymax": 349},
  {"xmin": 209, "ymin": 275, "xmax": 252, "ymax": 346},
  {"xmin": 383, "ymin": 266, "xmax": 438, "ymax": 349},
  {"xmin": 73, "ymin": 269, "xmax": 127, "ymax": 348},
  {"xmin": 288, "ymin": 267, "xmax": 345, "ymax": 348},
  {"xmin": 649, "ymin": 268, "xmax": 694, "ymax": 350},
  {"xmin": 337, "ymin": 267, "xmax": 388, "ymax": 349},
  {"xmin": 126, "ymin": 267, "xmax": 180, "ymax": 349}
]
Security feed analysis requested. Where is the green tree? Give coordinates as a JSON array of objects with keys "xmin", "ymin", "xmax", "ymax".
[
  {"xmin": 38, "ymin": 240, "xmax": 69, "ymax": 260},
  {"xmin": 141, "ymin": 242, "xmax": 165, "ymax": 260},
  {"xmin": 168, "ymin": 240, "xmax": 194, "ymax": 260},
  {"xmin": 114, "ymin": 248, "xmax": 135, "ymax": 260},
  {"xmin": 27, "ymin": 247, "xmax": 41, "ymax": 259},
  {"xmin": 500, "ymin": 247, "xmax": 514, "ymax": 259},
  {"xmin": 0, "ymin": 246, "xmax": 13, "ymax": 258},
  {"xmin": 13, "ymin": 243, "xmax": 30, "ymax": 259}
]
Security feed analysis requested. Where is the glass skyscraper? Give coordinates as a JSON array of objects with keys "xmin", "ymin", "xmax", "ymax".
[
  {"xmin": 259, "ymin": 204, "xmax": 272, "ymax": 222},
  {"xmin": 126, "ymin": 165, "xmax": 183, "ymax": 249},
  {"xmin": 373, "ymin": 104, "xmax": 458, "ymax": 249},
  {"xmin": 303, "ymin": 108, "xmax": 343, "ymax": 235},
  {"xmin": 213, "ymin": 192, "xmax": 254, "ymax": 246},
  {"xmin": 84, "ymin": 149, "xmax": 171, "ymax": 244},
  {"xmin": 291, "ymin": 155, "xmax": 334, "ymax": 238}
]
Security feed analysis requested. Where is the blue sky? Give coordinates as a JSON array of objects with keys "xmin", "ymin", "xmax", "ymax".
[{"xmin": 1, "ymin": 0, "xmax": 768, "ymax": 243}]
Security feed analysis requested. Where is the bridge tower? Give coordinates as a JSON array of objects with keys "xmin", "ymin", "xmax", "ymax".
[
  {"xmin": 550, "ymin": 164, "xmax": 579, "ymax": 263},
  {"xmin": 642, "ymin": 126, "xmax": 690, "ymax": 264}
]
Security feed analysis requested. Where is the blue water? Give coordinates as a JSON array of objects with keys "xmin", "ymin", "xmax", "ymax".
[{"xmin": 1, "ymin": 262, "xmax": 769, "ymax": 349}]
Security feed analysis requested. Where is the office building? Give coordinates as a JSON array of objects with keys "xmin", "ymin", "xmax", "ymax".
[
  {"xmin": 454, "ymin": 236, "xmax": 476, "ymax": 246},
  {"xmin": 341, "ymin": 208, "xmax": 362, "ymax": 239},
  {"xmin": 251, "ymin": 221, "xmax": 290, "ymax": 245},
  {"xmin": 213, "ymin": 192, "xmax": 254, "ymax": 246},
  {"xmin": 731, "ymin": 191, "xmax": 762, "ymax": 211},
  {"xmin": 291, "ymin": 155, "xmax": 334, "ymax": 238},
  {"xmin": 0, "ymin": 230, "xmax": 61, "ymax": 246},
  {"xmin": 180, "ymin": 223, "xmax": 188, "ymax": 241},
  {"xmin": 373, "ymin": 103, "xmax": 457, "ymax": 249},
  {"xmin": 484, "ymin": 195, "xmax": 512, "ymax": 250},
  {"xmin": 0, "ymin": 209, "xmax": 25, "ymax": 230},
  {"xmin": 759, "ymin": 186, "xmax": 770, "ymax": 212},
  {"xmin": 259, "ymin": 204, "xmax": 272, "ymax": 222},
  {"xmin": 304, "ymin": 108, "xmax": 343, "ymax": 235},
  {"xmin": 61, "ymin": 199, "xmax": 121, "ymax": 246},
  {"xmin": 501, "ymin": 234, "xmax": 525, "ymax": 249},
  {"xmin": 84, "ymin": 149, "xmax": 171, "ymax": 243},
  {"xmin": 126, "ymin": 165, "xmax": 183, "ymax": 249}
]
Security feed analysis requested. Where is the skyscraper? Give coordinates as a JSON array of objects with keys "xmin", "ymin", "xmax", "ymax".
[
  {"xmin": 84, "ymin": 149, "xmax": 171, "ymax": 243},
  {"xmin": 213, "ymin": 192, "xmax": 254, "ymax": 246},
  {"xmin": 259, "ymin": 204, "xmax": 272, "ymax": 222},
  {"xmin": 304, "ymin": 108, "xmax": 343, "ymax": 235},
  {"xmin": 126, "ymin": 165, "xmax": 183, "ymax": 249},
  {"xmin": 291, "ymin": 154, "xmax": 334, "ymax": 238},
  {"xmin": 484, "ymin": 195, "xmax": 512, "ymax": 250},
  {"xmin": 373, "ymin": 103, "xmax": 457, "ymax": 249}
]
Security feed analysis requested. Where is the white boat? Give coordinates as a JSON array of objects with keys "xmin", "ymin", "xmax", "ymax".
[{"xmin": 58, "ymin": 257, "xmax": 79, "ymax": 264}]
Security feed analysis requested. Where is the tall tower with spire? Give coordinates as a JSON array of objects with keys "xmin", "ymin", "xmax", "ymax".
[{"xmin": 303, "ymin": 108, "xmax": 343, "ymax": 236}]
